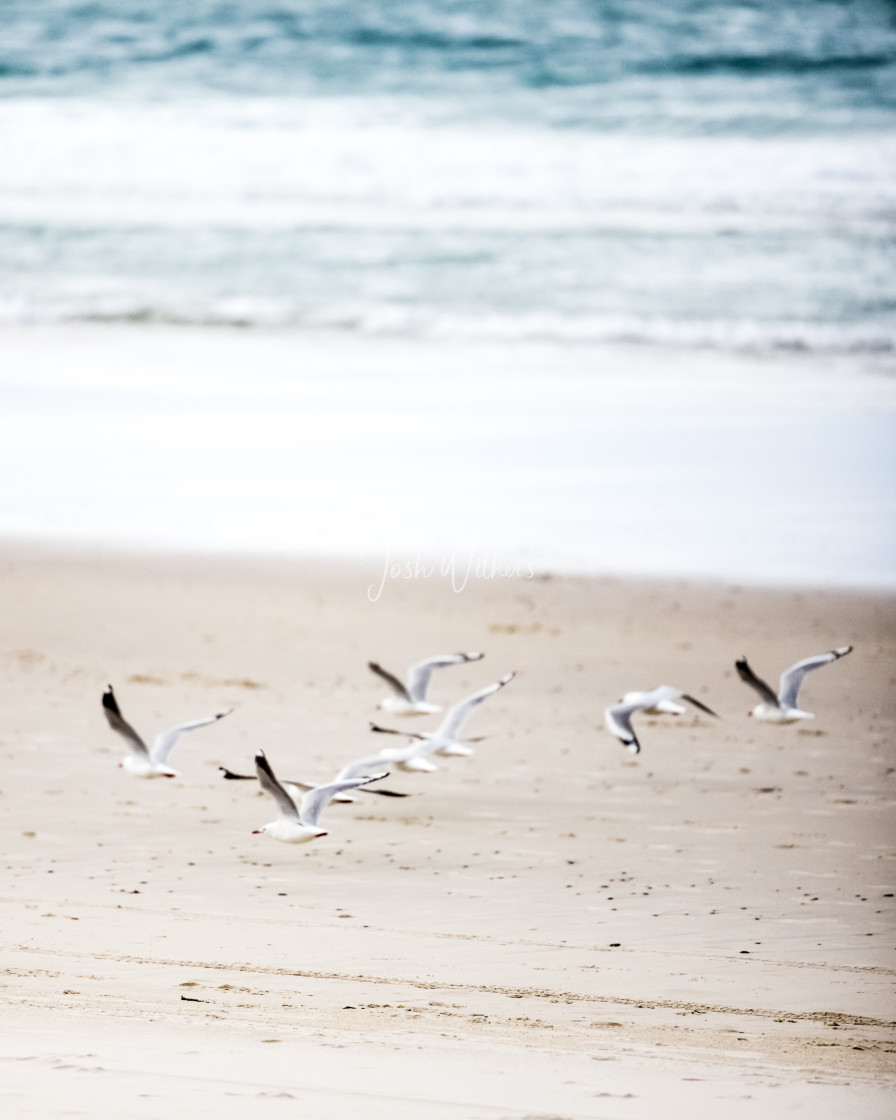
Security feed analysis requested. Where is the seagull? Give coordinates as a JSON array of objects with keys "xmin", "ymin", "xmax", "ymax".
[
  {"xmin": 369, "ymin": 651, "xmax": 484, "ymax": 715},
  {"xmin": 622, "ymin": 690, "xmax": 691, "ymax": 715},
  {"xmin": 252, "ymin": 751, "xmax": 387, "ymax": 843},
  {"xmin": 367, "ymin": 672, "xmax": 516, "ymax": 760},
  {"xmin": 219, "ymin": 765, "xmax": 408, "ymax": 798},
  {"xmin": 735, "ymin": 646, "xmax": 853, "ymax": 723},
  {"xmin": 605, "ymin": 686, "xmax": 719, "ymax": 754},
  {"xmin": 102, "ymin": 685, "xmax": 232, "ymax": 777}
]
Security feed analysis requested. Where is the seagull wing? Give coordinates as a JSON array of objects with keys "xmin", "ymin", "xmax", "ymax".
[
  {"xmin": 255, "ymin": 751, "xmax": 300, "ymax": 822},
  {"xmin": 102, "ymin": 686, "xmax": 149, "ymax": 759},
  {"xmin": 406, "ymin": 651, "xmax": 484, "ymax": 701},
  {"xmin": 298, "ymin": 773, "xmax": 388, "ymax": 827},
  {"xmin": 604, "ymin": 701, "xmax": 641, "ymax": 754},
  {"xmin": 431, "ymin": 672, "xmax": 515, "ymax": 741},
  {"xmin": 336, "ymin": 752, "xmax": 399, "ymax": 781},
  {"xmin": 368, "ymin": 661, "xmax": 412, "ymax": 701},
  {"xmin": 735, "ymin": 657, "xmax": 779, "ymax": 707},
  {"xmin": 680, "ymin": 693, "xmax": 720, "ymax": 717},
  {"xmin": 777, "ymin": 645, "xmax": 853, "ymax": 710},
  {"xmin": 150, "ymin": 710, "xmax": 232, "ymax": 765},
  {"xmin": 369, "ymin": 721, "xmax": 427, "ymax": 740}
]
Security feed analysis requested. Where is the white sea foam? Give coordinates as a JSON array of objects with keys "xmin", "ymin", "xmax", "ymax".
[
  {"xmin": 0, "ymin": 96, "xmax": 893, "ymax": 349},
  {"xmin": 1, "ymin": 97, "xmax": 891, "ymax": 228}
]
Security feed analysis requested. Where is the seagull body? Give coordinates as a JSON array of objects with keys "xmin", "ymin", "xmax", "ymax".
[
  {"xmin": 102, "ymin": 685, "xmax": 231, "ymax": 777},
  {"xmin": 253, "ymin": 751, "xmax": 387, "ymax": 843},
  {"xmin": 367, "ymin": 672, "xmax": 516, "ymax": 762},
  {"xmin": 605, "ymin": 686, "xmax": 718, "ymax": 754},
  {"xmin": 336, "ymin": 737, "xmax": 443, "ymax": 779},
  {"xmin": 736, "ymin": 646, "xmax": 853, "ymax": 723},
  {"xmin": 369, "ymin": 651, "xmax": 484, "ymax": 715},
  {"xmin": 622, "ymin": 690, "xmax": 688, "ymax": 715}
]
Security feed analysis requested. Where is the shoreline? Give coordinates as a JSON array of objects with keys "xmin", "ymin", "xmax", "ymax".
[
  {"xmin": 3, "ymin": 531, "xmax": 896, "ymax": 600},
  {"xmin": 1, "ymin": 541, "xmax": 893, "ymax": 1116},
  {"xmin": 2, "ymin": 322, "xmax": 895, "ymax": 588}
]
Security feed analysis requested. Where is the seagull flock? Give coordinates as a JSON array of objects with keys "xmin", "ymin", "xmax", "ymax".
[
  {"xmin": 102, "ymin": 645, "xmax": 853, "ymax": 844},
  {"xmin": 103, "ymin": 655, "xmax": 515, "ymax": 844},
  {"xmin": 603, "ymin": 645, "xmax": 853, "ymax": 754}
]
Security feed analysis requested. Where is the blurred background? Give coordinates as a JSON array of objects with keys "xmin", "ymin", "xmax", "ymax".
[{"xmin": 1, "ymin": 1, "xmax": 894, "ymax": 583}]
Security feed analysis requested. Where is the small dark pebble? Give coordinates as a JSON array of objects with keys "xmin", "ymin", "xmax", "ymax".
[
  {"xmin": 609, "ymin": 942, "xmax": 621, "ymax": 947},
  {"xmin": 740, "ymin": 950, "xmax": 750, "ymax": 954}
]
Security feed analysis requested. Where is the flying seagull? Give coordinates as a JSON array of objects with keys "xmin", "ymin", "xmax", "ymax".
[
  {"xmin": 605, "ymin": 685, "xmax": 718, "ymax": 754},
  {"xmin": 735, "ymin": 645, "xmax": 853, "ymax": 723},
  {"xmin": 102, "ymin": 684, "xmax": 231, "ymax": 777},
  {"xmin": 369, "ymin": 651, "xmax": 484, "ymax": 715},
  {"xmin": 219, "ymin": 765, "xmax": 408, "ymax": 798},
  {"xmin": 368, "ymin": 672, "xmax": 516, "ymax": 759},
  {"xmin": 252, "ymin": 751, "xmax": 387, "ymax": 843}
]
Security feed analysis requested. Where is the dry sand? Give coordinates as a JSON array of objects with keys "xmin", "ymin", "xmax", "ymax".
[{"xmin": 0, "ymin": 542, "xmax": 894, "ymax": 1118}]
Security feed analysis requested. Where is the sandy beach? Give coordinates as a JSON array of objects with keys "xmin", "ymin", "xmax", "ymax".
[
  {"xmin": 1, "ymin": 542, "xmax": 893, "ymax": 1118},
  {"xmin": 3, "ymin": 5, "xmax": 895, "ymax": 1115}
]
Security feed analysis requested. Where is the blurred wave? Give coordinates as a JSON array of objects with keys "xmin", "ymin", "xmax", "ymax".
[{"xmin": 0, "ymin": 0, "xmax": 894, "ymax": 350}]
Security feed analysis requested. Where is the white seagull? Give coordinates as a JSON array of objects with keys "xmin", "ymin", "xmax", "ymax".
[
  {"xmin": 253, "ymin": 751, "xmax": 387, "ymax": 843},
  {"xmin": 736, "ymin": 645, "xmax": 853, "ymax": 723},
  {"xmin": 102, "ymin": 684, "xmax": 231, "ymax": 777},
  {"xmin": 367, "ymin": 671, "xmax": 516, "ymax": 761},
  {"xmin": 369, "ymin": 651, "xmax": 484, "ymax": 715},
  {"xmin": 219, "ymin": 765, "xmax": 408, "ymax": 798},
  {"xmin": 605, "ymin": 686, "xmax": 718, "ymax": 754}
]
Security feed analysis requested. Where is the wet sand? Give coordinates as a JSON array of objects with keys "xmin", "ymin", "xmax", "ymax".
[
  {"xmin": 2, "ymin": 322, "xmax": 895, "ymax": 586},
  {"xmin": 0, "ymin": 543, "xmax": 894, "ymax": 1118}
]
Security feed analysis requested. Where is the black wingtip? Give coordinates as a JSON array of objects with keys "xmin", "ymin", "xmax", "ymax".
[
  {"xmin": 219, "ymin": 766, "xmax": 253, "ymax": 780},
  {"xmin": 682, "ymin": 694, "xmax": 720, "ymax": 718},
  {"xmin": 369, "ymin": 721, "xmax": 419, "ymax": 738},
  {"xmin": 102, "ymin": 685, "xmax": 120, "ymax": 716}
]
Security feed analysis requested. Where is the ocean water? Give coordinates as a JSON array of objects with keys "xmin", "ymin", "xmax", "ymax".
[
  {"xmin": 1, "ymin": 2, "xmax": 895, "ymax": 586},
  {"xmin": 1, "ymin": 0, "xmax": 895, "ymax": 350}
]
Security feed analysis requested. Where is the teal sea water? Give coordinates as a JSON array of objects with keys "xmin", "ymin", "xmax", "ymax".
[{"xmin": 1, "ymin": 0, "xmax": 895, "ymax": 350}]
